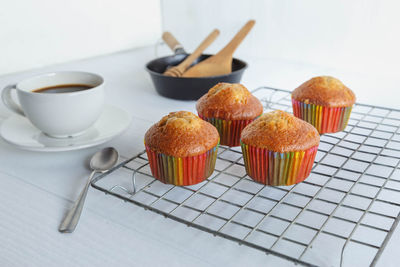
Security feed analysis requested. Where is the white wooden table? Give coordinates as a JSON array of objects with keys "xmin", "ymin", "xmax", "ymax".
[{"xmin": 1, "ymin": 46, "xmax": 399, "ymax": 266}]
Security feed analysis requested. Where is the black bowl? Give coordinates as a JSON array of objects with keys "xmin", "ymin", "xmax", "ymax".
[{"xmin": 146, "ymin": 54, "xmax": 247, "ymax": 100}]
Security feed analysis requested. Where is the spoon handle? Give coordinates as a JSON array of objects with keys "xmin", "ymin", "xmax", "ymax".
[{"xmin": 59, "ymin": 171, "xmax": 96, "ymax": 233}]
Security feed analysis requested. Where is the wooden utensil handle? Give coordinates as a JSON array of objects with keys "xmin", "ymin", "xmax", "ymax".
[
  {"xmin": 219, "ymin": 20, "xmax": 255, "ymax": 57},
  {"xmin": 179, "ymin": 29, "xmax": 220, "ymax": 70},
  {"xmin": 162, "ymin": 32, "xmax": 184, "ymax": 53}
]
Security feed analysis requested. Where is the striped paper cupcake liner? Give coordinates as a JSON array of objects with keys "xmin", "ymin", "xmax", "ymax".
[
  {"xmin": 241, "ymin": 142, "xmax": 318, "ymax": 186},
  {"xmin": 292, "ymin": 99, "xmax": 352, "ymax": 134},
  {"xmin": 145, "ymin": 144, "xmax": 218, "ymax": 186},
  {"xmin": 198, "ymin": 114, "xmax": 254, "ymax": 147}
]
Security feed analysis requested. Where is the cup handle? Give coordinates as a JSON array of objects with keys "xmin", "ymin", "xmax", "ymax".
[{"xmin": 1, "ymin": 84, "xmax": 25, "ymax": 116}]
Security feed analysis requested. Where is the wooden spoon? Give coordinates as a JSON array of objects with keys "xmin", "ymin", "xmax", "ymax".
[
  {"xmin": 163, "ymin": 29, "xmax": 220, "ymax": 77},
  {"xmin": 183, "ymin": 20, "xmax": 255, "ymax": 78}
]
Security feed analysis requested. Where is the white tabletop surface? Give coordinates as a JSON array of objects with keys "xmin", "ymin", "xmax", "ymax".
[{"xmin": 1, "ymin": 46, "xmax": 399, "ymax": 267}]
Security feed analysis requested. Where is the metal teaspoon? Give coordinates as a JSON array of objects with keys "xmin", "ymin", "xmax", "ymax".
[{"xmin": 59, "ymin": 147, "xmax": 119, "ymax": 233}]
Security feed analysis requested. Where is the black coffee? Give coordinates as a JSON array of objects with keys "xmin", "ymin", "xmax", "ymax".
[{"xmin": 32, "ymin": 84, "xmax": 93, "ymax": 94}]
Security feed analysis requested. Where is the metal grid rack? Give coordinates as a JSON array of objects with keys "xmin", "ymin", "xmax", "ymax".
[{"xmin": 91, "ymin": 87, "xmax": 400, "ymax": 266}]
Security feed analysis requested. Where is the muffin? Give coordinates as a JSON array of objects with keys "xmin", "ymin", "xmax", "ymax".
[
  {"xmin": 240, "ymin": 110, "xmax": 319, "ymax": 186},
  {"xmin": 292, "ymin": 76, "xmax": 356, "ymax": 134},
  {"xmin": 196, "ymin": 83, "xmax": 263, "ymax": 147},
  {"xmin": 144, "ymin": 111, "xmax": 219, "ymax": 186}
]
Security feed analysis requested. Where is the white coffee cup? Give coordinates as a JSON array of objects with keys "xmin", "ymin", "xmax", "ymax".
[{"xmin": 1, "ymin": 71, "xmax": 105, "ymax": 138}]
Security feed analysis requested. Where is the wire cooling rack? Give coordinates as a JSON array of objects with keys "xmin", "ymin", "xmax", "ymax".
[{"xmin": 91, "ymin": 87, "xmax": 400, "ymax": 267}]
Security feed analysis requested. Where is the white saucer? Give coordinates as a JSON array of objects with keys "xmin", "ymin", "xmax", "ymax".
[{"xmin": 0, "ymin": 105, "xmax": 131, "ymax": 152}]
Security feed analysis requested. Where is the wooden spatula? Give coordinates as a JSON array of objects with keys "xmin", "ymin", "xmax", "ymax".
[
  {"xmin": 182, "ymin": 20, "xmax": 255, "ymax": 78},
  {"xmin": 163, "ymin": 29, "xmax": 220, "ymax": 77}
]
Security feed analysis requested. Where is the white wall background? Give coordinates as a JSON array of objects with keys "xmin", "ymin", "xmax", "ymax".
[
  {"xmin": 1, "ymin": 0, "xmax": 400, "ymax": 106},
  {"xmin": 0, "ymin": 0, "xmax": 161, "ymax": 75},
  {"xmin": 160, "ymin": 0, "xmax": 400, "ymax": 78}
]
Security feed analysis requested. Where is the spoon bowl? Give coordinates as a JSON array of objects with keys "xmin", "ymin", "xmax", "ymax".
[{"xmin": 90, "ymin": 147, "xmax": 119, "ymax": 172}]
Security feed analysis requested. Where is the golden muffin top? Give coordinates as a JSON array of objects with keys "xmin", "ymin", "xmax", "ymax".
[
  {"xmin": 241, "ymin": 110, "xmax": 320, "ymax": 152},
  {"xmin": 292, "ymin": 76, "xmax": 356, "ymax": 107},
  {"xmin": 145, "ymin": 111, "xmax": 219, "ymax": 157},
  {"xmin": 196, "ymin": 83, "xmax": 263, "ymax": 120}
]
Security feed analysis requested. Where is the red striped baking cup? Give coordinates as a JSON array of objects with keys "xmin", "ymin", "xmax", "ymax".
[
  {"xmin": 292, "ymin": 99, "xmax": 352, "ymax": 134},
  {"xmin": 198, "ymin": 114, "xmax": 255, "ymax": 147},
  {"xmin": 145, "ymin": 144, "xmax": 219, "ymax": 186},
  {"xmin": 241, "ymin": 142, "xmax": 318, "ymax": 186}
]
